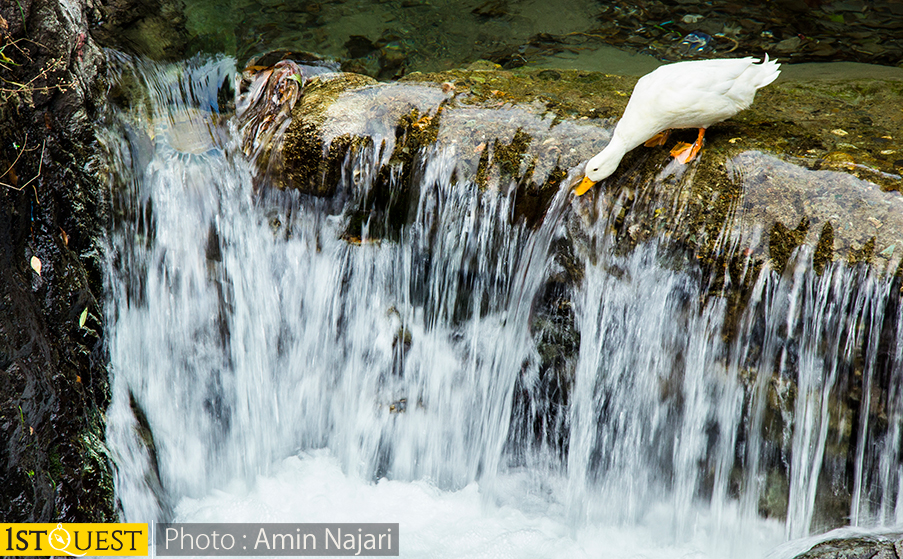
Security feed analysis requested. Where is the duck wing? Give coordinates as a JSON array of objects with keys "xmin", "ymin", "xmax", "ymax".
[{"xmin": 616, "ymin": 57, "xmax": 780, "ymax": 146}]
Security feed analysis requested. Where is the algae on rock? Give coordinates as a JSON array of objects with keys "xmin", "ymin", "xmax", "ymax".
[{"xmin": 263, "ymin": 62, "xmax": 903, "ymax": 275}]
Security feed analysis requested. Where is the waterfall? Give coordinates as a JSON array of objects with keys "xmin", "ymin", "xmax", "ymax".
[{"xmin": 102, "ymin": 56, "xmax": 903, "ymax": 557}]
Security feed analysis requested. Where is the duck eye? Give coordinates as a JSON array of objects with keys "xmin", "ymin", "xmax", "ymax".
[{"xmin": 592, "ymin": 167, "xmax": 598, "ymax": 172}]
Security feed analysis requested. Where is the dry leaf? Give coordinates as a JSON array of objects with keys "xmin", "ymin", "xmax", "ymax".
[
  {"xmin": 5, "ymin": 165, "xmax": 17, "ymax": 186},
  {"xmin": 30, "ymin": 255, "xmax": 42, "ymax": 276},
  {"xmin": 60, "ymin": 228, "xmax": 68, "ymax": 246}
]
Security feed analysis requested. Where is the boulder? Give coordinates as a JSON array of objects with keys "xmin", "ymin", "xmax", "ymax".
[{"xmin": 258, "ymin": 61, "xmax": 903, "ymax": 275}]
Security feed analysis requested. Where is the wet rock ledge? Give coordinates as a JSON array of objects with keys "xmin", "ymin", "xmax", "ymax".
[
  {"xmin": 257, "ymin": 58, "xmax": 903, "ymax": 276},
  {"xmin": 794, "ymin": 535, "xmax": 903, "ymax": 559}
]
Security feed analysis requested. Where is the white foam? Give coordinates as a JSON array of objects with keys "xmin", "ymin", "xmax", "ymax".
[{"xmin": 175, "ymin": 450, "xmax": 785, "ymax": 559}]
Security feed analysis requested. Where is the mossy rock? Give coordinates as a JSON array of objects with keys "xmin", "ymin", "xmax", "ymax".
[
  {"xmin": 794, "ymin": 537, "xmax": 903, "ymax": 559},
  {"xmin": 262, "ymin": 64, "xmax": 903, "ymax": 280},
  {"xmin": 278, "ymin": 73, "xmax": 379, "ymax": 196}
]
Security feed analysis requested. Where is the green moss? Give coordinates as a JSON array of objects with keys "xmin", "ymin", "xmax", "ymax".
[
  {"xmin": 48, "ymin": 446, "xmax": 63, "ymax": 482},
  {"xmin": 401, "ymin": 67, "xmax": 635, "ymax": 120},
  {"xmin": 490, "ymin": 128, "xmax": 530, "ymax": 175},
  {"xmin": 513, "ymin": 166, "xmax": 567, "ymax": 229},
  {"xmin": 769, "ymin": 218, "xmax": 811, "ymax": 275},
  {"xmin": 848, "ymin": 236, "xmax": 876, "ymax": 266},
  {"xmin": 475, "ymin": 144, "xmax": 491, "ymax": 190},
  {"xmin": 813, "ymin": 221, "xmax": 835, "ymax": 275},
  {"xmin": 409, "ymin": 106, "xmax": 443, "ymax": 146},
  {"xmin": 740, "ymin": 80, "xmax": 903, "ymax": 190},
  {"xmin": 281, "ymin": 73, "xmax": 378, "ymax": 195}
]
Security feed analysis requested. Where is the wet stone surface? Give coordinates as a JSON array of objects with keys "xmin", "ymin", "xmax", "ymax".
[
  {"xmin": 3, "ymin": 0, "xmax": 899, "ymax": 538},
  {"xmin": 794, "ymin": 536, "xmax": 903, "ymax": 559},
  {"xmin": 252, "ymin": 60, "xmax": 903, "ymax": 276},
  {"xmin": 734, "ymin": 151, "xmax": 903, "ymax": 273},
  {"xmin": 1, "ymin": 0, "xmax": 118, "ymax": 522}
]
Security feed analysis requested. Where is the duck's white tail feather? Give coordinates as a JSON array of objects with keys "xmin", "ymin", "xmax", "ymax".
[
  {"xmin": 724, "ymin": 55, "xmax": 781, "ymax": 111},
  {"xmin": 752, "ymin": 54, "xmax": 781, "ymax": 89}
]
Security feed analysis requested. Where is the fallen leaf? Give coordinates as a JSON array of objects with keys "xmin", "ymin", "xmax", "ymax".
[
  {"xmin": 76, "ymin": 375, "xmax": 82, "ymax": 383},
  {"xmin": 30, "ymin": 255, "xmax": 41, "ymax": 276},
  {"xmin": 79, "ymin": 307, "xmax": 88, "ymax": 328},
  {"xmin": 412, "ymin": 114, "xmax": 432, "ymax": 130},
  {"xmin": 60, "ymin": 228, "xmax": 68, "ymax": 246},
  {"xmin": 4, "ymin": 165, "xmax": 17, "ymax": 186}
]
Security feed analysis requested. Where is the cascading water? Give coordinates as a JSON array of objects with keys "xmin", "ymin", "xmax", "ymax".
[{"xmin": 101, "ymin": 56, "xmax": 903, "ymax": 558}]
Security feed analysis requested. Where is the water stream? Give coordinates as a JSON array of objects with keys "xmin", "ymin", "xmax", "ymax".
[{"xmin": 101, "ymin": 56, "xmax": 903, "ymax": 558}]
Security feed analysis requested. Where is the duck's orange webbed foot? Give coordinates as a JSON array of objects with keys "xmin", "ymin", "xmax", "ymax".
[
  {"xmin": 644, "ymin": 130, "xmax": 671, "ymax": 147},
  {"xmin": 670, "ymin": 128, "xmax": 706, "ymax": 164}
]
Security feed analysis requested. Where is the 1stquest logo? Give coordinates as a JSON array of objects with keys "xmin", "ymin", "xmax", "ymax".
[
  {"xmin": 2, "ymin": 522, "xmax": 398, "ymax": 557},
  {"xmin": 1, "ymin": 523, "xmax": 149, "ymax": 556}
]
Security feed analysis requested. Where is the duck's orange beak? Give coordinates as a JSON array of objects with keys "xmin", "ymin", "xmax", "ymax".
[{"xmin": 574, "ymin": 175, "xmax": 595, "ymax": 196}]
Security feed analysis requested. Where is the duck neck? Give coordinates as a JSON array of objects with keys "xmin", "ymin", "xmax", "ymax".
[{"xmin": 602, "ymin": 133, "xmax": 629, "ymax": 161}]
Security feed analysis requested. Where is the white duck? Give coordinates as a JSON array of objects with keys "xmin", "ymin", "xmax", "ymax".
[{"xmin": 576, "ymin": 55, "xmax": 780, "ymax": 195}]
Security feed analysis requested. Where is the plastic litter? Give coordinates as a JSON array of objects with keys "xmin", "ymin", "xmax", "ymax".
[{"xmin": 677, "ymin": 32, "xmax": 713, "ymax": 54}]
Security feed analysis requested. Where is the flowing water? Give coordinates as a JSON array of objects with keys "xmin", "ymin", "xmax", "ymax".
[{"xmin": 101, "ymin": 56, "xmax": 903, "ymax": 558}]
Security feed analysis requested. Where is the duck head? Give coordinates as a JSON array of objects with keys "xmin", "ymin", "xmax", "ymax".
[{"xmin": 575, "ymin": 143, "xmax": 623, "ymax": 196}]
